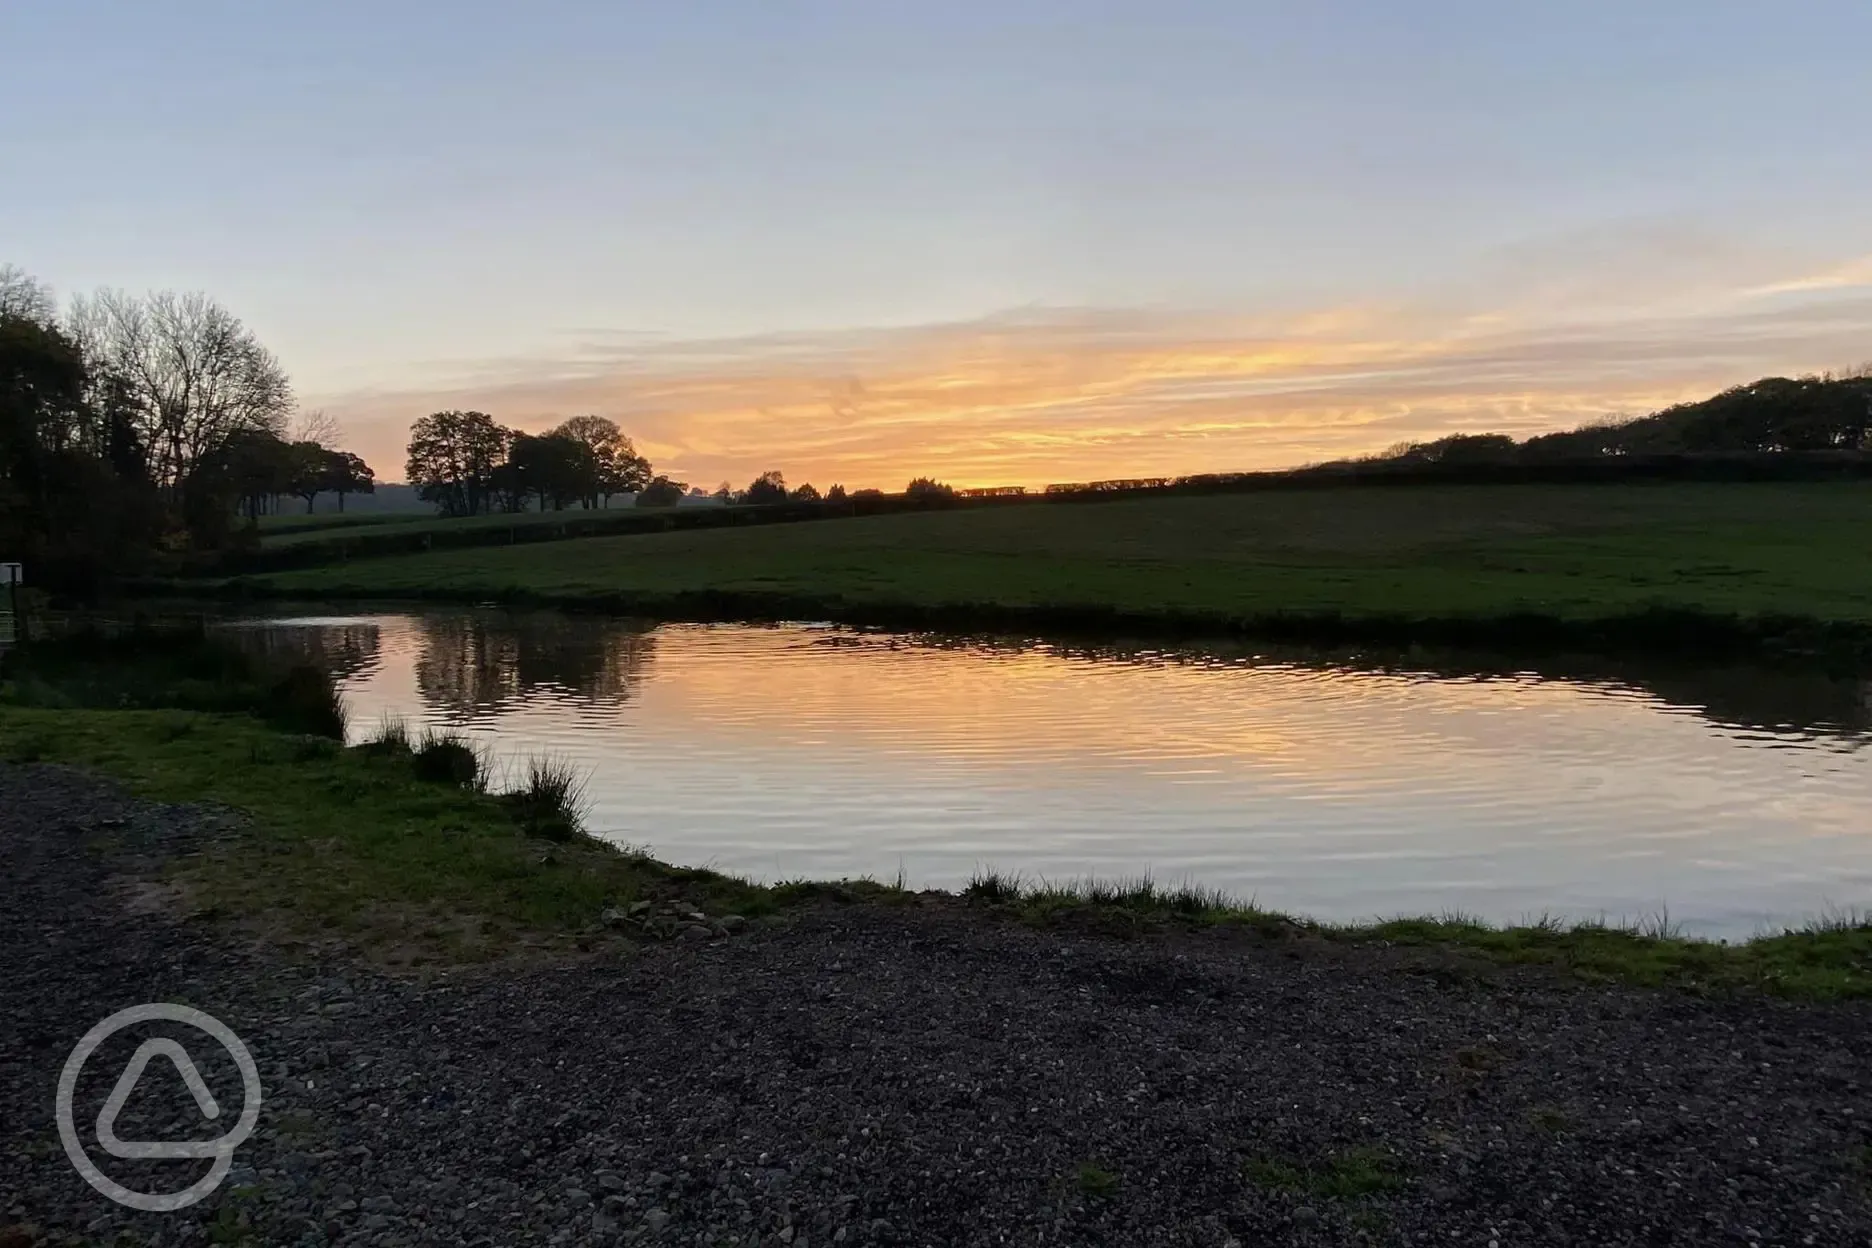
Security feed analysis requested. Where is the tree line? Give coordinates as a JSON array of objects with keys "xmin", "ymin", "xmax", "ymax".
[
  {"xmin": 1339, "ymin": 370, "xmax": 1872, "ymax": 470},
  {"xmin": 404, "ymin": 409, "xmax": 656, "ymax": 516},
  {"xmin": 403, "ymin": 411, "xmax": 971, "ymax": 515},
  {"xmin": 0, "ymin": 263, "xmax": 378, "ymax": 589}
]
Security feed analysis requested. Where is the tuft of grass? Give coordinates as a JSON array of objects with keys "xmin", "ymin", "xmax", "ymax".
[
  {"xmin": 1633, "ymin": 905, "xmax": 1682, "ymax": 940},
  {"xmin": 960, "ymin": 866, "xmax": 1291, "ymax": 936},
  {"xmin": 1245, "ymin": 1145, "xmax": 1408, "ymax": 1200},
  {"xmin": 360, "ymin": 713, "xmax": 412, "ymax": 755},
  {"xmin": 965, "ymin": 867, "xmax": 1024, "ymax": 903},
  {"xmin": 1074, "ymin": 1161, "xmax": 1119, "ymax": 1200},
  {"xmin": 1799, "ymin": 904, "xmax": 1869, "ymax": 934},
  {"xmin": 265, "ymin": 664, "xmax": 347, "ymax": 740},
  {"xmin": 503, "ymin": 755, "xmax": 591, "ymax": 841},
  {"xmin": 412, "ymin": 728, "xmax": 481, "ymax": 790}
]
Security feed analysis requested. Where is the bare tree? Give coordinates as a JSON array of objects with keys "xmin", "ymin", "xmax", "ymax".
[
  {"xmin": 68, "ymin": 289, "xmax": 293, "ymax": 492},
  {"xmin": 291, "ymin": 408, "xmax": 342, "ymax": 446},
  {"xmin": 0, "ymin": 264, "xmax": 56, "ymax": 325}
]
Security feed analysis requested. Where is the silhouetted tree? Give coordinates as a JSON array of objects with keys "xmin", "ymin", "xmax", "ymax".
[
  {"xmin": 67, "ymin": 288, "xmax": 292, "ymax": 497},
  {"xmin": 0, "ymin": 265, "xmax": 57, "ymax": 325},
  {"xmin": 1, "ymin": 305, "xmax": 163, "ymax": 580},
  {"xmin": 635, "ymin": 475, "xmax": 687, "ymax": 507},
  {"xmin": 288, "ymin": 440, "xmax": 331, "ymax": 512},
  {"xmin": 792, "ymin": 482, "xmax": 820, "ymax": 502},
  {"xmin": 406, "ymin": 410, "xmax": 508, "ymax": 516},
  {"xmin": 825, "ymin": 483, "xmax": 847, "ymax": 503},
  {"xmin": 327, "ymin": 451, "xmax": 374, "ymax": 511},
  {"xmin": 1346, "ymin": 372, "xmax": 1872, "ymax": 472},
  {"xmin": 1, "ymin": 261, "xmax": 376, "ymax": 581},
  {"xmin": 508, "ymin": 432, "xmax": 596, "ymax": 511},
  {"xmin": 551, "ymin": 415, "xmax": 651, "ymax": 507},
  {"xmin": 0, "ymin": 309, "xmax": 90, "ymax": 550},
  {"xmin": 904, "ymin": 476, "xmax": 958, "ymax": 505},
  {"xmin": 743, "ymin": 470, "xmax": 787, "ymax": 504},
  {"xmin": 290, "ymin": 408, "xmax": 341, "ymax": 447}
]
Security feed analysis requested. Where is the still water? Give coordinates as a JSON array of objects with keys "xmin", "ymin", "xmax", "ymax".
[{"xmin": 225, "ymin": 610, "xmax": 1872, "ymax": 939}]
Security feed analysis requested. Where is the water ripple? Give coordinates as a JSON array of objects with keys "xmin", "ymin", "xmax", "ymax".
[{"xmin": 221, "ymin": 611, "xmax": 1872, "ymax": 940}]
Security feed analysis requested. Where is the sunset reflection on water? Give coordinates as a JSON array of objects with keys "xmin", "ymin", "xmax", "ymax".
[{"xmin": 224, "ymin": 610, "xmax": 1872, "ymax": 940}]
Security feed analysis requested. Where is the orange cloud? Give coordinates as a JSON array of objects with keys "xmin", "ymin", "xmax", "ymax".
[{"xmin": 307, "ymin": 266, "xmax": 1872, "ymax": 491}]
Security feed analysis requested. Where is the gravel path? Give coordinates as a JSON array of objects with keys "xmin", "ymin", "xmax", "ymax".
[{"xmin": 3, "ymin": 762, "xmax": 1871, "ymax": 1247}]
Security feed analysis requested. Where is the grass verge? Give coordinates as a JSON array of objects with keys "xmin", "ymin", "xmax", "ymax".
[
  {"xmin": 0, "ymin": 704, "xmax": 808, "ymax": 962},
  {"xmin": 962, "ymin": 869, "xmax": 1872, "ymax": 1000}
]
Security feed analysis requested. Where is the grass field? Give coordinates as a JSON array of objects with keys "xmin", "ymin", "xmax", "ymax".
[
  {"xmin": 256, "ymin": 511, "xmax": 430, "ymax": 539},
  {"xmin": 256, "ymin": 505, "xmax": 642, "ymax": 546},
  {"xmin": 233, "ymin": 483, "xmax": 1872, "ymax": 639}
]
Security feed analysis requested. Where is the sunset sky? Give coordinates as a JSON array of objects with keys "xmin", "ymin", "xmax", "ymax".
[{"xmin": 7, "ymin": 1, "xmax": 1872, "ymax": 489}]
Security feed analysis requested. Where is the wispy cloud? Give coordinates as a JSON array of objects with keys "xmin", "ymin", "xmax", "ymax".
[
  {"xmin": 312, "ymin": 251, "xmax": 1872, "ymax": 489},
  {"xmin": 1749, "ymin": 254, "xmax": 1872, "ymax": 296}
]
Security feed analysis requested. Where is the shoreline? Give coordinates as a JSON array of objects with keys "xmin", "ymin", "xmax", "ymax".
[
  {"xmin": 140, "ymin": 577, "xmax": 1872, "ymax": 667},
  {"xmin": 3, "ymin": 698, "xmax": 1870, "ymax": 998}
]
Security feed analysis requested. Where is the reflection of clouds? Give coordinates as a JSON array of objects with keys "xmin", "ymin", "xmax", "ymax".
[
  {"xmin": 414, "ymin": 612, "xmax": 658, "ymax": 720},
  {"xmin": 883, "ymin": 633, "xmax": 1872, "ymax": 748},
  {"xmin": 293, "ymin": 614, "xmax": 1872, "ymax": 936},
  {"xmin": 315, "ymin": 246, "xmax": 1872, "ymax": 490}
]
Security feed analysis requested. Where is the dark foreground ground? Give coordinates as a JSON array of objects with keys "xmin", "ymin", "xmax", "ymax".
[{"xmin": 3, "ymin": 764, "xmax": 1871, "ymax": 1247}]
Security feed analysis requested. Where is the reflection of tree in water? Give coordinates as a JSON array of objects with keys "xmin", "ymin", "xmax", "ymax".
[
  {"xmin": 225, "ymin": 622, "xmax": 382, "ymax": 683},
  {"xmin": 844, "ymin": 630, "xmax": 1872, "ymax": 748},
  {"xmin": 415, "ymin": 612, "xmax": 659, "ymax": 719}
]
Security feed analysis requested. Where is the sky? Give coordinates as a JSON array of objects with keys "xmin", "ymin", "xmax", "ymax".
[{"xmin": 6, "ymin": 1, "xmax": 1872, "ymax": 489}]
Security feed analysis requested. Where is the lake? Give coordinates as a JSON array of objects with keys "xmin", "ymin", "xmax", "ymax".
[{"xmin": 222, "ymin": 609, "xmax": 1872, "ymax": 940}]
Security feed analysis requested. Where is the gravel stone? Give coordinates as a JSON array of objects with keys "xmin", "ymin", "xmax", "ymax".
[{"xmin": 4, "ymin": 762, "xmax": 1872, "ymax": 1246}]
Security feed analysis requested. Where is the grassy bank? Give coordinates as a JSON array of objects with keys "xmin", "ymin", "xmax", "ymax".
[
  {"xmin": 4, "ymin": 701, "xmax": 1870, "ymax": 994},
  {"xmin": 0, "ymin": 705, "xmax": 816, "ymax": 960},
  {"xmin": 205, "ymin": 482, "xmax": 1872, "ymax": 659}
]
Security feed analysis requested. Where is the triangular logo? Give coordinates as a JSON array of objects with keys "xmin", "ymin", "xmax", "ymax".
[{"xmin": 95, "ymin": 1038, "xmax": 223, "ymax": 1160}]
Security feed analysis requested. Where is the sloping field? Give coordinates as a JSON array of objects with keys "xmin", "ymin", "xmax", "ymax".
[{"xmin": 237, "ymin": 483, "xmax": 1872, "ymax": 636}]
